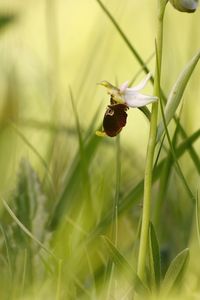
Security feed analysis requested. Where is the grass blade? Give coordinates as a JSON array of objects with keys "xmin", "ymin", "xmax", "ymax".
[
  {"xmin": 102, "ymin": 235, "xmax": 149, "ymax": 295},
  {"xmin": 149, "ymin": 223, "xmax": 161, "ymax": 290},
  {"xmin": 69, "ymin": 87, "xmax": 91, "ymax": 201},
  {"xmin": 177, "ymin": 122, "xmax": 200, "ymax": 175},
  {"xmin": 153, "ymin": 120, "xmax": 179, "ymax": 227},
  {"xmin": 95, "ymin": 0, "xmax": 151, "ymax": 76},
  {"xmin": 195, "ymin": 192, "xmax": 200, "ymax": 247},
  {"xmin": 162, "ymin": 248, "xmax": 189, "ymax": 295},
  {"xmin": 157, "ymin": 49, "xmax": 200, "ymax": 140}
]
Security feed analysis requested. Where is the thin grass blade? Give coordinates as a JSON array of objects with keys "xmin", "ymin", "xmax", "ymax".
[
  {"xmin": 148, "ymin": 223, "xmax": 161, "ymax": 290},
  {"xmin": 157, "ymin": 50, "xmax": 200, "ymax": 140},
  {"xmin": 95, "ymin": 0, "xmax": 151, "ymax": 76},
  {"xmin": 195, "ymin": 192, "xmax": 200, "ymax": 247},
  {"xmin": 102, "ymin": 235, "xmax": 149, "ymax": 295},
  {"xmin": 162, "ymin": 248, "xmax": 189, "ymax": 295},
  {"xmin": 69, "ymin": 87, "xmax": 91, "ymax": 201}
]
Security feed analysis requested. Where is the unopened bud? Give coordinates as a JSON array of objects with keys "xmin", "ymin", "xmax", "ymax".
[{"xmin": 169, "ymin": 0, "xmax": 199, "ymax": 12}]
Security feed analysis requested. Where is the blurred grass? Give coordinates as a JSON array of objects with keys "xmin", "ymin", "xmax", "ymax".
[{"xmin": 0, "ymin": 0, "xmax": 199, "ymax": 299}]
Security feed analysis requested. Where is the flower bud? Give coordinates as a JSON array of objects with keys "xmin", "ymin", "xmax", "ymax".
[{"xmin": 169, "ymin": 0, "xmax": 199, "ymax": 12}]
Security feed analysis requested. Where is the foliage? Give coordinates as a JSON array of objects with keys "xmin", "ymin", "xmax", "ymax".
[{"xmin": 0, "ymin": 1, "xmax": 199, "ymax": 299}]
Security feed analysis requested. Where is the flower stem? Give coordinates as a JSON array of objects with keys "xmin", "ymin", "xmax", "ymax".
[{"xmin": 137, "ymin": 1, "xmax": 167, "ymax": 281}]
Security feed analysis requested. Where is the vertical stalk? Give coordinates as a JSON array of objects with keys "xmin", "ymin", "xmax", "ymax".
[
  {"xmin": 114, "ymin": 134, "xmax": 121, "ymax": 246},
  {"xmin": 137, "ymin": 1, "xmax": 167, "ymax": 281}
]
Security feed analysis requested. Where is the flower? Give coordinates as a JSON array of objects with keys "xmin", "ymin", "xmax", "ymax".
[
  {"xmin": 169, "ymin": 0, "xmax": 199, "ymax": 13},
  {"xmin": 96, "ymin": 73, "xmax": 158, "ymax": 137}
]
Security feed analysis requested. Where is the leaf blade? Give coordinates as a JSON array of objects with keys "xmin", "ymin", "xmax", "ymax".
[
  {"xmin": 149, "ymin": 223, "xmax": 161, "ymax": 290},
  {"xmin": 162, "ymin": 248, "xmax": 189, "ymax": 295},
  {"xmin": 102, "ymin": 235, "xmax": 149, "ymax": 295},
  {"xmin": 157, "ymin": 50, "xmax": 200, "ymax": 140}
]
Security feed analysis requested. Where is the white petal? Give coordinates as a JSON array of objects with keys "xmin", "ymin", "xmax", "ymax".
[
  {"xmin": 119, "ymin": 80, "xmax": 129, "ymax": 93},
  {"xmin": 126, "ymin": 73, "xmax": 152, "ymax": 92},
  {"xmin": 124, "ymin": 92, "xmax": 158, "ymax": 107}
]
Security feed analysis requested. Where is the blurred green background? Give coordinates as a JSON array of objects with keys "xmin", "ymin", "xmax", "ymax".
[{"xmin": 0, "ymin": 0, "xmax": 199, "ymax": 299}]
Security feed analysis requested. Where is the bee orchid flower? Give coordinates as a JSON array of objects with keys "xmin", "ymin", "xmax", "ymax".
[
  {"xmin": 96, "ymin": 73, "xmax": 158, "ymax": 137},
  {"xmin": 169, "ymin": 0, "xmax": 199, "ymax": 13}
]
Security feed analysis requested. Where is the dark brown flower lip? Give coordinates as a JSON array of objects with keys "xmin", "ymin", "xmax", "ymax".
[{"xmin": 103, "ymin": 103, "xmax": 129, "ymax": 137}]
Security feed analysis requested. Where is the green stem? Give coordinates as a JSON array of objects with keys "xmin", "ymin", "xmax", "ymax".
[{"xmin": 137, "ymin": 1, "xmax": 166, "ymax": 281}]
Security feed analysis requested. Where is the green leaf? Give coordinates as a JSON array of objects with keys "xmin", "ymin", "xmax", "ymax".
[
  {"xmin": 162, "ymin": 248, "xmax": 189, "ymax": 295},
  {"xmin": 149, "ymin": 223, "xmax": 161, "ymax": 290},
  {"xmin": 174, "ymin": 119, "xmax": 200, "ymax": 175},
  {"xmin": 195, "ymin": 192, "xmax": 200, "ymax": 247},
  {"xmin": 157, "ymin": 50, "xmax": 200, "ymax": 141},
  {"xmin": 102, "ymin": 235, "xmax": 149, "ymax": 295}
]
